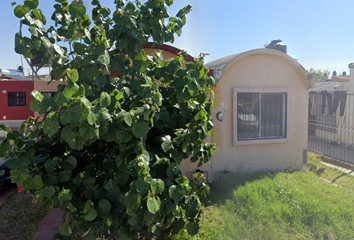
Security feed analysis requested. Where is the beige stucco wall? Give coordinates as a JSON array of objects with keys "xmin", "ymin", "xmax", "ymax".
[
  {"xmin": 33, "ymin": 80, "xmax": 62, "ymax": 92},
  {"xmin": 179, "ymin": 51, "xmax": 309, "ymax": 181}
]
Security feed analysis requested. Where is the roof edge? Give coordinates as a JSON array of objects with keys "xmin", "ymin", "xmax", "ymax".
[
  {"xmin": 142, "ymin": 42, "xmax": 194, "ymax": 61},
  {"xmin": 206, "ymin": 48, "xmax": 309, "ymax": 88}
]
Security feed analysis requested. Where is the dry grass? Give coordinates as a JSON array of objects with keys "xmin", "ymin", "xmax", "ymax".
[{"xmin": 0, "ymin": 190, "xmax": 47, "ymax": 240}]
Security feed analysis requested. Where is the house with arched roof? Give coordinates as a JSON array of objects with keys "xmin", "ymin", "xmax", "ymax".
[{"xmin": 179, "ymin": 48, "xmax": 311, "ymax": 180}]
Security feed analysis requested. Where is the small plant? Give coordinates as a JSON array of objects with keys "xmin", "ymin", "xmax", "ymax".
[{"xmin": 0, "ymin": 0, "xmax": 215, "ymax": 239}]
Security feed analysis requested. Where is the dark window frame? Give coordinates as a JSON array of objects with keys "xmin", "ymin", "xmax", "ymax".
[
  {"xmin": 237, "ymin": 92, "xmax": 287, "ymax": 141},
  {"xmin": 41, "ymin": 92, "xmax": 56, "ymax": 98},
  {"xmin": 8, "ymin": 92, "xmax": 26, "ymax": 106}
]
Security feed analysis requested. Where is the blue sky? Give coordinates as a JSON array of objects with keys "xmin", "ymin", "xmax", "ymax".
[{"xmin": 0, "ymin": 0, "xmax": 353, "ymax": 75}]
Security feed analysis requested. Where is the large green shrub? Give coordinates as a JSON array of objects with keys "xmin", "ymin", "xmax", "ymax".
[{"xmin": 0, "ymin": 0, "xmax": 215, "ymax": 239}]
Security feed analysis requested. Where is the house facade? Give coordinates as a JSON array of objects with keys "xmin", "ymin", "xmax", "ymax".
[
  {"xmin": 0, "ymin": 71, "xmax": 61, "ymax": 128},
  {"xmin": 179, "ymin": 48, "xmax": 310, "ymax": 180}
]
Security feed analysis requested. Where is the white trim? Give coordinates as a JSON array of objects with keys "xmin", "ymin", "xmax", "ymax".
[{"xmin": 233, "ymin": 87, "xmax": 289, "ymax": 146}]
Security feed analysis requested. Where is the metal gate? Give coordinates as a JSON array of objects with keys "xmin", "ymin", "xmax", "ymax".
[{"xmin": 308, "ymin": 91, "xmax": 354, "ymax": 163}]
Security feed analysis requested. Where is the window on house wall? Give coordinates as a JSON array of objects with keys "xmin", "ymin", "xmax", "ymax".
[
  {"xmin": 41, "ymin": 92, "xmax": 56, "ymax": 98},
  {"xmin": 237, "ymin": 92, "xmax": 287, "ymax": 140},
  {"xmin": 8, "ymin": 92, "xmax": 26, "ymax": 106}
]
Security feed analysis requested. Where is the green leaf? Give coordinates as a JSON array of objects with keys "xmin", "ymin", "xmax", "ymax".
[
  {"xmin": 23, "ymin": 175, "xmax": 44, "ymax": 189},
  {"xmin": 96, "ymin": 107, "xmax": 111, "ymax": 122},
  {"xmin": 30, "ymin": 98, "xmax": 42, "ymax": 113},
  {"xmin": 172, "ymin": 151, "xmax": 184, "ymax": 165},
  {"xmin": 31, "ymin": 90, "xmax": 44, "ymax": 101},
  {"xmin": 166, "ymin": 162, "xmax": 180, "ymax": 177},
  {"xmin": 176, "ymin": 176, "xmax": 189, "ymax": 186},
  {"xmin": 31, "ymin": 154, "xmax": 47, "ymax": 163},
  {"xmin": 40, "ymin": 37, "xmax": 52, "ymax": 50},
  {"xmin": 73, "ymin": 42, "xmax": 86, "ymax": 55},
  {"xmin": 147, "ymin": 196, "xmax": 161, "ymax": 214},
  {"xmin": 174, "ymin": 219, "xmax": 185, "ymax": 233},
  {"xmin": 166, "ymin": 0, "xmax": 173, "ymax": 6},
  {"xmin": 150, "ymin": 179, "xmax": 165, "ymax": 195},
  {"xmin": 42, "ymin": 117, "xmax": 59, "ymax": 136},
  {"xmin": 42, "ymin": 172, "xmax": 58, "ymax": 185},
  {"xmin": 59, "ymin": 108, "xmax": 72, "ymax": 125},
  {"xmin": 103, "ymin": 179, "xmax": 114, "ymax": 190},
  {"xmin": 10, "ymin": 167, "xmax": 30, "ymax": 183},
  {"xmin": 124, "ymin": 113, "xmax": 132, "ymax": 126},
  {"xmin": 132, "ymin": 120, "xmax": 149, "ymax": 138},
  {"xmin": 136, "ymin": 177, "xmax": 149, "ymax": 194},
  {"xmin": 70, "ymin": 103, "xmax": 89, "ymax": 123},
  {"xmin": 99, "ymin": 92, "xmax": 111, "ymax": 107},
  {"xmin": 94, "ymin": 75, "xmax": 107, "ymax": 88},
  {"xmin": 98, "ymin": 50, "xmax": 110, "ymax": 67},
  {"xmin": 84, "ymin": 188, "xmax": 97, "ymax": 200},
  {"xmin": 69, "ymin": 1, "xmax": 86, "ymax": 18},
  {"xmin": 59, "ymin": 222, "xmax": 72, "ymax": 237},
  {"xmin": 58, "ymin": 170, "xmax": 72, "ymax": 182},
  {"xmin": 7, "ymin": 155, "xmax": 31, "ymax": 169},
  {"xmin": 187, "ymin": 221, "xmax": 199, "ymax": 236},
  {"xmin": 58, "ymin": 188, "xmax": 73, "ymax": 203},
  {"xmin": 44, "ymin": 158, "xmax": 59, "ymax": 174},
  {"xmin": 82, "ymin": 200, "xmax": 92, "ymax": 214},
  {"xmin": 61, "ymin": 127, "xmax": 76, "ymax": 143},
  {"xmin": 128, "ymin": 214, "xmax": 140, "ymax": 226},
  {"xmin": 206, "ymin": 76, "xmax": 215, "ymax": 86},
  {"xmin": 98, "ymin": 199, "xmax": 111, "ymax": 213},
  {"xmin": 115, "ymin": 129, "xmax": 133, "ymax": 143},
  {"xmin": 113, "ymin": 171, "xmax": 130, "ymax": 185},
  {"xmin": 200, "ymin": 184, "xmax": 210, "ymax": 196},
  {"xmin": 53, "ymin": 44, "xmax": 64, "ymax": 56},
  {"xmin": 63, "ymin": 82, "xmax": 79, "ymax": 98},
  {"xmin": 133, "ymin": 60, "xmax": 148, "ymax": 72},
  {"xmin": 169, "ymin": 185, "xmax": 185, "ymax": 202},
  {"xmin": 24, "ymin": 0, "xmax": 39, "ymax": 10},
  {"xmin": 124, "ymin": 191, "xmax": 141, "ymax": 209},
  {"xmin": 62, "ymin": 155, "xmax": 77, "ymax": 170},
  {"xmin": 0, "ymin": 141, "xmax": 12, "ymax": 158},
  {"xmin": 144, "ymin": 211, "xmax": 155, "ymax": 226},
  {"xmin": 87, "ymin": 111, "xmax": 96, "ymax": 125},
  {"xmin": 67, "ymin": 69, "xmax": 79, "ymax": 83},
  {"xmin": 84, "ymin": 208, "xmax": 97, "ymax": 221},
  {"xmin": 79, "ymin": 124, "xmax": 99, "ymax": 141},
  {"xmin": 0, "ymin": 124, "xmax": 12, "ymax": 133},
  {"xmin": 42, "ymin": 186, "xmax": 56, "ymax": 198},
  {"xmin": 14, "ymin": 4, "xmax": 28, "ymax": 18},
  {"xmin": 161, "ymin": 135, "xmax": 173, "ymax": 152}
]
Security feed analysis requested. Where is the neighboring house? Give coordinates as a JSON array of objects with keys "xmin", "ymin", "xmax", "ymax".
[
  {"xmin": 308, "ymin": 64, "xmax": 354, "ymax": 163},
  {"xmin": 0, "ymin": 69, "xmax": 61, "ymax": 128},
  {"xmin": 179, "ymin": 48, "xmax": 311, "ymax": 180}
]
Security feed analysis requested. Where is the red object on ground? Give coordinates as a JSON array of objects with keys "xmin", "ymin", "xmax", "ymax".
[{"xmin": 17, "ymin": 186, "xmax": 23, "ymax": 193}]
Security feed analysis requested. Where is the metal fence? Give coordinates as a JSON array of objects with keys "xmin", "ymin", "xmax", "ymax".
[{"xmin": 308, "ymin": 91, "xmax": 354, "ymax": 164}]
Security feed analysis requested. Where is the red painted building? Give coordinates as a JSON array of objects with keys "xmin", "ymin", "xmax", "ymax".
[
  {"xmin": 0, "ymin": 80, "xmax": 34, "ymax": 122},
  {"xmin": 0, "ymin": 71, "xmax": 61, "ymax": 128}
]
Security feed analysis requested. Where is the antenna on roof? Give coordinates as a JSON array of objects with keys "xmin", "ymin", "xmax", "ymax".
[{"xmin": 263, "ymin": 39, "xmax": 268, "ymax": 48}]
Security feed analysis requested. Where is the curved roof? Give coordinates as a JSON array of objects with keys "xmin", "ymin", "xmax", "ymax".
[{"xmin": 205, "ymin": 48, "xmax": 309, "ymax": 88}]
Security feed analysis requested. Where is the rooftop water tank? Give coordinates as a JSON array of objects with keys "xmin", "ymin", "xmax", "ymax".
[{"xmin": 266, "ymin": 40, "xmax": 287, "ymax": 54}]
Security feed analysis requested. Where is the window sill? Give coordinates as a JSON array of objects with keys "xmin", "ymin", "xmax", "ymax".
[{"xmin": 234, "ymin": 138, "xmax": 288, "ymax": 146}]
